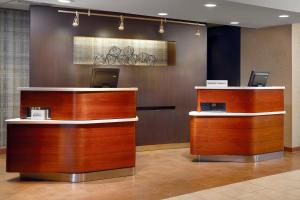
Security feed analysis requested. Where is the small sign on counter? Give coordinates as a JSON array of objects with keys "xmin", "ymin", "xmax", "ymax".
[
  {"xmin": 28, "ymin": 107, "xmax": 51, "ymax": 120},
  {"xmin": 206, "ymin": 80, "xmax": 228, "ymax": 88}
]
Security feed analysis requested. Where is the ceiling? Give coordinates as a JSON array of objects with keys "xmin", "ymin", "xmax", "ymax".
[
  {"xmin": 0, "ymin": 0, "xmax": 31, "ymax": 10},
  {"xmin": 2, "ymin": 0, "xmax": 300, "ymax": 28}
]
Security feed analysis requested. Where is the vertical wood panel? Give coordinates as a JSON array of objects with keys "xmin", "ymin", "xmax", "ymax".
[
  {"xmin": 196, "ymin": 89, "xmax": 284, "ymax": 112},
  {"xmin": 7, "ymin": 123, "xmax": 136, "ymax": 173},
  {"xmin": 20, "ymin": 91, "xmax": 136, "ymax": 120},
  {"xmin": 190, "ymin": 115, "xmax": 284, "ymax": 155}
]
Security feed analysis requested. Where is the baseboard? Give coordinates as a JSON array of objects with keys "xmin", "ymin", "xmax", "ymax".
[
  {"xmin": 136, "ymin": 143, "xmax": 189, "ymax": 152},
  {"xmin": 0, "ymin": 147, "xmax": 6, "ymax": 154},
  {"xmin": 284, "ymin": 146, "xmax": 300, "ymax": 152}
]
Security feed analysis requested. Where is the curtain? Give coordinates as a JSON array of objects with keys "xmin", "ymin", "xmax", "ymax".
[{"xmin": 0, "ymin": 9, "xmax": 29, "ymax": 148}]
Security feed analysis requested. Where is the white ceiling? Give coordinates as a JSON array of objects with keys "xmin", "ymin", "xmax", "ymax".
[
  {"xmin": 2, "ymin": 0, "xmax": 300, "ymax": 28},
  {"xmin": 0, "ymin": 0, "xmax": 30, "ymax": 10},
  {"xmin": 228, "ymin": 0, "xmax": 300, "ymax": 13}
]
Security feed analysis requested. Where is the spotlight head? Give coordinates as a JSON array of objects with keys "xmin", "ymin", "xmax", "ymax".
[
  {"xmin": 118, "ymin": 15, "xmax": 125, "ymax": 31},
  {"xmin": 72, "ymin": 11, "xmax": 79, "ymax": 27},
  {"xmin": 159, "ymin": 19, "xmax": 165, "ymax": 34},
  {"xmin": 195, "ymin": 26, "xmax": 201, "ymax": 36}
]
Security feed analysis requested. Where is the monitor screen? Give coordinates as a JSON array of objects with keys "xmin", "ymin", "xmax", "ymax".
[
  {"xmin": 248, "ymin": 70, "xmax": 269, "ymax": 87},
  {"xmin": 90, "ymin": 68, "xmax": 120, "ymax": 88}
]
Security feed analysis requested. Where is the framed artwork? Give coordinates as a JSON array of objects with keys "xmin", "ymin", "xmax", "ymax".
[{"xmin": 73, "ymin": 36, "xmax": 169, "ymax": 66}]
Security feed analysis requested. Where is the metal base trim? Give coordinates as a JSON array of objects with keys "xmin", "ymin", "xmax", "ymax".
[
  {"xmin": 193, "ymin": 151, "xmax": 283, "ymax": 163},
  {"xmin": 20, "ymin": 167, "xmax": 135, "ymax": 183}
]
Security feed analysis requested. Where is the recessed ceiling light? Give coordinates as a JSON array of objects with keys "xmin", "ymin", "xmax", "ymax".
[
  {"xmin": 158, "ymin": 12, "xmax": 168, "ymax": 16},
  {"xmin": 230, "ymin": 21, "xmax": 240, "ymax": 25},
  {"xmin": 58, "ymin": 0, "xmax": 72, "ymax": 3},
  {"xmin": 204, "ymin": 3, "xmax": 217, "ymax": 8},
  {"xmin": 279, "ymin": 14, "xmax": 290, "ymax": 18}
]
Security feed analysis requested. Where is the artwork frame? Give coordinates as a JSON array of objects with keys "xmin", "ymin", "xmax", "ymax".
[{"xmin": 73, "ymin": 36, "xmax": 172, "ymax": 67}]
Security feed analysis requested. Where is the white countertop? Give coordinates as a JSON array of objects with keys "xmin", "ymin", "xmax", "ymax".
[
  {"xmin": 6, "ymin": 117, "xmax": 138, "ymax": 124},
  {"xmin": 189, "ymin": 111, "xmax": 286, "ymax": 117},
  {"xmin": 18, "ymin": 87, "xmax": 138, "ymax": 92},
  {"xmin": 195, "ymin": 86, "xmax": 285, "ymax": 90}
]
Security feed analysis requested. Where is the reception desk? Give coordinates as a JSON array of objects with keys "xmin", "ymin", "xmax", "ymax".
[
  {"xmin": 6, "ymin": 87, "xmax": 138, "ymax": 182},
  {"xmin": 189, "ymin": 86, "xmax": 285, "ymax": 162}
]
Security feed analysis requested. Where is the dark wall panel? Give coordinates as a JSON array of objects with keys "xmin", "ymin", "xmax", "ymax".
[
  {"xmin": 207, "ymin": 26, "xmax": 240, "ymax": 86},
  {"xmin": 30, "ymin": 6, "xmax": 207, "ymax": 145}
]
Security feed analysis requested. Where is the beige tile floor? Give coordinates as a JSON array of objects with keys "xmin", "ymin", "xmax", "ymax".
[
  {"xmin": 165, "ymin": 169, "xmax": 300, "ymax": 200},
  {"xmin": 1, "ymin": 148, "xmax": 300, "ymax": 200}
]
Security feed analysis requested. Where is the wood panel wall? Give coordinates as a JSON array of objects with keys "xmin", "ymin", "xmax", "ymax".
[
  {"xmin": 196, "ymin": 89, "xmax": 284, "ymax": 112},
  {"xmin": 29, "ymin": 6, "xmax": 207, "ymax": 145},
  {"xmin": 190, "ymin": 115, "xmax": 284, "ymax": 155},
  {"xmin": 20, "ymin": 91, "xmax": 136, "ymax": 120},
  {"xmin": 7, "ymin": 122, "xmax": 136, "ymax": 173}
]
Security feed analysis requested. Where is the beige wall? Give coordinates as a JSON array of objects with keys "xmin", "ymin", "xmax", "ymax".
[
  {"xmin": 240, "ymin": 25, "xmax": 293, "ymax": 147},
  {"xmin": 292, "ymin": 24, "xmax": 300, "ymax": 147}
]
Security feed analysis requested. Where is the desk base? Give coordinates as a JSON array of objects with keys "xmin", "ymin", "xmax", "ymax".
[
  {"xmin": 193, "ymin": 151, "xmax": 283, "ymax": 163},
  {"xmin": 20, "ymin": 167, "xmax": 135, "ymax": 183}
]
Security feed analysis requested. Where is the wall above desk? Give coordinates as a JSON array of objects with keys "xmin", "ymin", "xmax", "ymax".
[
  {"xmin": 73, "ymin": 36, "xmax": 176, "ymax": 66},
  {"xmin": 29, "ymin": 5, "xmax": 207, "ymax": 146}
]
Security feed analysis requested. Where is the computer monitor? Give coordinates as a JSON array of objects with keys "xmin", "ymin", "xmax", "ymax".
[
  {"xmin": 90, "ymin": 68, "xmax": 120, "ymax": 88},
  {"xmin": 248, "ymin": 70, "xmax": 269, "ymax": 87}
]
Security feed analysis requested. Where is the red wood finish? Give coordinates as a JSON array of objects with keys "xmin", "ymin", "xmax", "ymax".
[
  {"xmin": 284, "ymin": 146, "xmax": 300, "ymax": 152},
  {"xmin": 190, "ymin": 115, "xmax": 284, "ymax": 155},
  {"xmin": 0, "ymin": 148, "xmax": 6, "ymax": 154},
  {"xmin": 196, "ymin": 89, "xmax": 284, "ymax": 112},
  {"xmin": 6, "ymin": 122, "xmax": 135, "ymax": 173},
  {"xmin": 20, "ymin": 91, "xmax": 136, "ymax": 120}
]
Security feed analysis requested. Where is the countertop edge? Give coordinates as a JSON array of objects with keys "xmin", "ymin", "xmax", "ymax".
[
  {"xmin": 189, "ymin": 111, "xmax": 286, "ymax": 117},
  {"xmin": 18, "ymin": 87, "xmax": 138, "ymax": 92},
  {"xmin": 194, "ymin": 86, "xmax": 285, "ymax": 90},
  {"xmin": 5, "ymin": 117, "xmax": 139, "ymax": 124}
]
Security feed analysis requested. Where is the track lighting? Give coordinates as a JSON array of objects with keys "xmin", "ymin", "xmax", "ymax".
[
  {"xmin": 195, "ymin": 26, "xmax": 201, "ymax": 36},
  {"xmin": 72, "ymin": 11, "xmax": 79, "ymax": 27},
  {"xmin": 61, "ymin": 9, "xmax": 206, "ymax": 34},
  {"xmin": 118, "ymin": 15, "xmax": 125, "ymax": 31},
  {"xmin": 159, "ymin": 19, "xmax": 165, "ymax": 34}
]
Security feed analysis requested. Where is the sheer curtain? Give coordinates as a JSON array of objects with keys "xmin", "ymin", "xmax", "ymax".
[{"xmin": 0, "ymin": 9, "xmax": 29, "ymax": 148}]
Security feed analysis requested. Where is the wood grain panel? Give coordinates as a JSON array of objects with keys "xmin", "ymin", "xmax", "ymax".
[
  {"xmin": 6, "ymin": 122, "xmax": 136, "ymax": 173},
  {"xmin": 196, "ymin": 89, "xmax": 284, "ymax": 112},
  {"xmin": 20, "ymin": 91, "xmax": 136, "ymax": 120},
  {"xmin": 190, "ymin": 115, "xmax": 284, "ymax": 155},
  {"xmin": 284, "ymin": 146, "xmax": 300, "ymax": 152}
]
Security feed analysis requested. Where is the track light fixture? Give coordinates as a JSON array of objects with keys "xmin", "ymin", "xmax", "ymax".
[
  {"xmin": 72, "ymin": 11, "xmax": 79, "ymax": 27},
  {"xmin": 60, "ymin": 9, "xmax": 206, "ymax": 36},
  {"xmin": 195, "ymin": 25, "xmax": 201, "ymax": 36},
  {"xmin": 118, "ymin": 15, "xmax": 125, "ymax": 31},
  {"xmin": 159, "ymin": 19, "xmax": 165, "ymax": 34}
]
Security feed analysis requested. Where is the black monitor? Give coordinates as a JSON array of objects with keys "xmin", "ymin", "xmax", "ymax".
[
  {"xmin": 90, "ymin": 68, "xmax": 120, "ymax": 88},
  {"xmin": 248, "ymin": 70, "xmax": 269, "ymax": 87}
]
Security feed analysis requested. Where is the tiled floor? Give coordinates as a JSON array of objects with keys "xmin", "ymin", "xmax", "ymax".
[
  {"xmin": 165, "ymin": 169, "xmax": 300, "ymax": 200},
  {"xmin": 0, "ymin": 148, "xmax": 300, "ymax": 200}
]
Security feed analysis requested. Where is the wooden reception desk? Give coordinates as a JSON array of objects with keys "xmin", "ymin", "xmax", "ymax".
[
  {"xmin": 6, "ymin": 87, "xmax": 138, "ymax": 182},
  {"xmin": 189, "ymin": 86, "xmax": 286, "ymax": 162}
]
